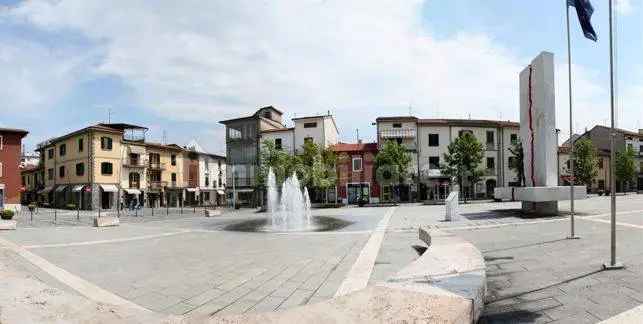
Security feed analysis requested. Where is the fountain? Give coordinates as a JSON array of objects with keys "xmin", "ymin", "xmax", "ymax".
[{"xmin": 267, "ymin": 168, "xmax": 313, "ymax": 231}]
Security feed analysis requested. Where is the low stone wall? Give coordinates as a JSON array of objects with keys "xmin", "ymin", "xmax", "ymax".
[{"xmin": 190, "ymin": 227, "xmax": 487, "ymax": 324}]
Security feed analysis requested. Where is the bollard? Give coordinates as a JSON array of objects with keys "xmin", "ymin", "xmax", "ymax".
[
  {"xmin": 166, "ymin": 204, "xmax": 169, "ymax": 216},
  {"xmin": 30, "ymin": 209, "xmax": 33, "ymax": 222},
  {"xmin": 180, "ymin": 205, "xmax": 183, "ymax": 214},
  {"xmin": 152, "ymin": 207, "xmax": 154, "ymax": 217},
  {"xmin": 54, "ymin": 209, "xmax": 57, "ymax": 224},
  {"xmin": 194, "ymin": 206, "xmax": 196, "ymax": 214}
]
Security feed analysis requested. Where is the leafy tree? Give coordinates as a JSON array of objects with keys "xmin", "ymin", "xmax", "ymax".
[
  {"xmin": 508, "ymin": 141, "xmax": 525, "ymax": 187},
  {"xmin": 440, "ymin": 132, "xmax": 484, "ymax": 202},
  {"xmin": 374, "ymin": 140, "xmax": 412, "ymax": 202},
  {"xmin": 258, "ymin": 140, "xmax": 291, "ymax": 186},
  {"xmin": 573, "ymin": 138, "xmax": 599, "ymax": 187},
  {"xmin": 616, "ymin": 146, "xmax": 637, "ymax": 192}
]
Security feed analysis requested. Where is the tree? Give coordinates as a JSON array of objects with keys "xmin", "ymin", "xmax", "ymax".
[
  {"xmin": 258, "ymin": 140, "xmax": 291, "ymax": 186},
  {"xmin": 616, "ymin": 146, "xmax": 637, "ymax": 192},
  {"xmin": 374, "ymin": 140, "xmax": 412, "ymax": 202},
  {"xmin": 573, "ymin": 138, "xmax": 599, "ymax": 188},
  {"xmin": 440, "ymin": 132, "xmax": 484, "ymax": 202},
  {"xmin": 508, "ymin": 141, "xmax": 525, "ymax": 186}
]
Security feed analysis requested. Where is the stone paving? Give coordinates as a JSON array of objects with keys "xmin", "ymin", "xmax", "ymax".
[{"xmin": 5, "ymin": 195, "xmax": 643, "ymax": 322}]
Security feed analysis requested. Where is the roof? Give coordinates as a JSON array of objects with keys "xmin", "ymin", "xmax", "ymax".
[
  {"xmin": 98, "ymin": 123, "xmax": 148, "ymax": 131},
  {"xmin": 332, "ymin": 142, "xmax": 378, "ymax": 152},
  {"xmin": 261, "ymin": 127, "xmax": 294, "ymax": 134},
  {"xmin": 376, "ymin": 116, "xmax": 419, "ymax": 122},
  {"xmin": 292, "ymin": 114, "xmax": 332, "ymax": 121},
  {"xmin": 0, "ymin": 127, "xmax": 28, "ymax": 137},
  {"xmin": 37, "ymin": 124, "xmax": 123, "ymax": 149},
  {"xmin": 562, "ymin": 134, "xmax": 581, "ymax": 147},
  {"xmin": 219, "ymin": 106, "xmax": 284, "ymax": 125},
  {"xmin": 417, "ymin": 118, "xmax": 519, "ymax": 128},
  {"xmin": 144, "ymin": 142, "xmax": 185, "ymax": 151},
  {"xmin": 20, "ymin": 165, "xmax": 41, "ymax": 173}
]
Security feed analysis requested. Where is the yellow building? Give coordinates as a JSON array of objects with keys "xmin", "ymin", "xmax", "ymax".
[
  {"xmin": 144, "ymin": 142, "xmax": 185, "ymax": 208},
  {"xmin": 37, "ymin": 124, "xmax": 124, "ymax": 210}
]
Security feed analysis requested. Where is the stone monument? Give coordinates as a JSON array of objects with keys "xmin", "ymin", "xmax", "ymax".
[{"xmin": 495, "ymin": 51, "xmax": 587, "ymax": 216}]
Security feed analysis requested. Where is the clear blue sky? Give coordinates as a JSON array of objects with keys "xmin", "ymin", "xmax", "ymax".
[{"xmin": 1, "ymin": 0, "xmax": 640, "ymax": 154}]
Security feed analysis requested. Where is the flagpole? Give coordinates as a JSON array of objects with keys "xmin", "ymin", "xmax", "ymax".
[
  {"xmin": 604, "ymin": 0, "xmax": 623, "ymax": 270},
  {"xmin": 566, "ymin": 2, "xmax": 579, "ymax": 240}
]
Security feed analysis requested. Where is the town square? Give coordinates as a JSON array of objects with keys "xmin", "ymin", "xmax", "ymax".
[{"xmin": 3, "ymin": 0, "xmax": 643, "ymax": 323}]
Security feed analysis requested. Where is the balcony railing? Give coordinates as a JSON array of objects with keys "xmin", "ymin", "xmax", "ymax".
[
  {"xmin": 148, "ymin": 162, "xmax": 166, "ymax": 170},
  {"xmin": 124, "ymin": 159, "xmax": 146, "ymax": 168},
  {"xmin": 379, "ymin": 128, "xmax": 416, "ymax": 139},
  {"xmin": 149, "ymin": 181, "xmax": 167, "ymax": 190}
]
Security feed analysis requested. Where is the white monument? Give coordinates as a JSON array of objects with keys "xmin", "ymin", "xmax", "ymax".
[
  {"xmin": 495, "ymin": 51, "xmax": 587, "ymax": 216},
  {"xmin": 445, "ymin": 191, "xmax": 459, "ymax": 221}
]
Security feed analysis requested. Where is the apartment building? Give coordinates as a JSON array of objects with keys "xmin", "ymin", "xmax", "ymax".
[
  {"xmin": 333, "ymin": 142, "xmax": 379, "ymax": 204},
  {"xmin": 375, "ymin": 117, "xmax": 520, "ymax": 202},
  {"xmin": 144, "ymin": 142, "xmax": 185, "ymax": 208},
  {"xmin": 182, "ymin": 144, "xmax": 227, "ymax": 206},
  {"xmin": 220, "ymin": 106, "xmax": 339, "ymax": 206},
  {"xmin": 37, "ymin": 124, "xmax": 123, "ymax": 210},
  {"xmin": 0, "ymin": 128, "xmax": 29, "ymax": 211},
  {"xmin": 21, "ymin": 165, "xmax": 44, "ymax": 205},
  {"xmin": 559, "ymin": 125, "xmax": 641, "ymax": 192}
]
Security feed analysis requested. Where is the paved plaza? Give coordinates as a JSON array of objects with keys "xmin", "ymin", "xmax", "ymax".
[{"xmin": 4, "ymin": 196, "xmax": 643, "ymax": 322}]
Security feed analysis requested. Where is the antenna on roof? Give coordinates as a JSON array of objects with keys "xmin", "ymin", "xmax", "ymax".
[
  {"xmin": 468, "ymin": 113, "xmax": 471, "ymax": 120},
  {"xmin": 356, "ymin": 128, "xmax": 360, "ymax": 142},
  {"xmin": 408, "ymin": 104, "xmax": 412, "ymax": 116},
  {"xmin": 162, "ymin": 130, "xmax": 167, "ymax": 145},
  {"xmin": 107, "ymin": 107, "xmax": 112, "ymax": 123}
]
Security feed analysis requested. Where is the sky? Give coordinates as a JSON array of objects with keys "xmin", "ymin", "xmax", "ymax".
[{"xmin": 1, "ymin": 0, "xmax": 641, "ymax": 155}]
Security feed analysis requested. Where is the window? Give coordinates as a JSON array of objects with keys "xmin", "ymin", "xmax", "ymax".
[
  {"xmin": 598, "ymin": 159, "xmax": 604, "ymax": 169},
  {"xmin": 566, "ymin": 160, "xmax": 571, "ymax": 169},
  {"xmin": 48, "ymin": 148, "xmax": 54, "ymax": 159},
  {"xmin": 487, "ymin": 157, "xmax": 495, "ymax": 169},
  {"xmin": 205, "ymin": 176, "xmax": 210, "ymax": 187},
  {"xmin": 0, "ymin": 163, "xmax": 3, "ymax": 177},
  {"xmin": 78, "ymin": 138, "xmax": 84, "ymax": 152},
  {"xmin": 598, "ymin": 180, "xmax": 606, "ymax": 190},
  {"xmin": 21, "ymin": 176, "xmax": 25, "ymax": 185},
  {"xmin": 129, "ymin": 173, "xmax": 140, "ymax": 188},
  {"xmin": 429, "ymin": 156, "xmax": 440, "ymax": 169},
  {"xmin": 458, "ymin": 130, "xmax": 473, "ymax": 137},
  {"xmin": 263, "ymin": 111, "xmax": 272, "ymax": 119},
  {"xmin": 100, "ymin": 137, "xmax": 113, "ymax": 150},
  {"xmin": 100, "ymin": 162, "xmax": 113, "ymax": 175},
  {"xmin": 59, "ymin": 166, "xmax": 65, "ymax": 178},
  {"xmin": 76, "ymin": 163, "xmax": 85, "ymax": 176},
  {"xmin": 428, "ymin": 134, "xmax": 439, "ymax": 147},
  {"xmin": 352, "ymin": 157, "xmax": 363, "ymax": 172},
  {"xmin": 510, "ymin": 134, "xmax": 518, "ymax": 144},
  {"xmin": 392, "ymin": 123, "xmax": 402, "ymax": 128},
  {"xmin": 304, "ymin": 137, "xmax": 313, "ymax": 144},
  {"xmin": 486, "ymin": 131, "xmax": 494, "ymax": 144},
  {"xmin": 59, "ymin": 144, "xmax": 66, "ymax": 156},
  {"xmin": 0, "ymin": 135, "xmax": 2, "ymax": 150},
  {"xmin": 304, "ymin": 122, "xmax": 317, "ymax": 128},
  {"xmin": 171, "ymin": 154, "xmax": 177, "ymax": 166},
  {"xmin": 48, "ymin": 168, "xmax": 54, "ymax": 180},
  {"xmin": 171, "ymin": 173, "xmax": 177, "ymax": 182},
  {"xmin": 275, "ymin": 138, "xmax": 282, "ymax": 150},
  {"xmin": 508, "ymin": 157, "xmax": 516, "ymax": 168},
  {"xmin": 229, "ymin": 128, "xmax": 242, "ymax": 139}
]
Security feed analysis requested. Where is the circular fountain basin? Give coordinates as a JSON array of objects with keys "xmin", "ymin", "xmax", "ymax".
[{"xmin": 224, "ymin": 216, "xmax": 352, "ymax": 233}]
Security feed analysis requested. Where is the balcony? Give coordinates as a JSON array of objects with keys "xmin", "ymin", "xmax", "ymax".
[
  {"xmin": 149, "ymin": 181, "xmax": 167, "ymax": 190},
  {"xmin": 379, "ymin": 128, "xmax": 416, "ymax": 139},
  {"xmin": 124, "ymin": 159, "xmax": 146, "ymax": 168},
  {"xmin": 148, "ymin": 162, "xmax": 166, "ymax": 170}
]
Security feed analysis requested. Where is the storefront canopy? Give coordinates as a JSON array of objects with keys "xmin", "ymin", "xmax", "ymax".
[
  {"xmin": 124, "ymin": 189, "xmax": 141, "ymax": 195},
  {"xmin": 72, "ymin": 185, "xmax": 86, "ymax": 192},
  {"xmin": 100, "ymin": 184, "xmax": 119, "ymax": 193},
  {"xmin": 217, "ymin": 190, "xmax": 225, "ymax": 195},
  {"xmin": 186, "ymin": 188, "xmax": 199, "ymax": 192},
  {"xmin": 38, "ymin": 186, "xmax": 54, "ymax": 194},
  {"xmin": 54, "ymin": 185, "xmax": 67, "ymax": 193}
]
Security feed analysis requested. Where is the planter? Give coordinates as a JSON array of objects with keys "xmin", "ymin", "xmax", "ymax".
[{"xmin": 0, "ymin": 220, "xmax": 17, "ymax": 230}]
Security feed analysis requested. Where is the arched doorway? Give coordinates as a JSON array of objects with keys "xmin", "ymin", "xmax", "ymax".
[{"xmin": 486, "ymin": 179, "xmax": 497, "ymax": 198}]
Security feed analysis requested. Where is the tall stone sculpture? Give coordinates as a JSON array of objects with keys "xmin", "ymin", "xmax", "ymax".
[{"xmin": 495, "ymin": 51, "xmax": 587, "ymax": 216}]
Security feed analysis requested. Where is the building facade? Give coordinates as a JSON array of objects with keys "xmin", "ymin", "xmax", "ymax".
[
  {"xmin": 21, "ymin": 165, "xmax": 43, "ymax": 205},
  {"xmin": 0, "ymin": 128, "xmax": 29, "ymax": 211},
  {"xmin": 333, "ymin": 142, "xmax": 379, "ymax": 204},
  {"xmin": 375, "ymin": 117, "xmax": 520, "ymax": 202}
]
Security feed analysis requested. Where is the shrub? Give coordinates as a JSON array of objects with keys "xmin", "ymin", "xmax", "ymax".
[{"xmin": 1, "ymin": 209, "xmax": 15, "ymax": 220}]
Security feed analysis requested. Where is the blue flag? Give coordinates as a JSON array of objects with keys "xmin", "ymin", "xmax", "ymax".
[{"xmin": 568, "ymin": 0, "xmax": 597, "ymax": 41}]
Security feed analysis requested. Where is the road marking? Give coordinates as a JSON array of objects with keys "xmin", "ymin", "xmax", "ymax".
[
  {"xmin": 441, "ymin": 218, "xmax": 568, "ymax": 231},
  {"xmin": 23, "ymin": 230, "xmax": 192, "ymax": 249},
  {"xmin": 334, "ymin": 207, "xmax": 396, "ymax": 297},
  {"xmin": 580, "ymin": 217, "xmax": 643, "ymax": 229},
  {"xmin": 0, "ymin": 236, "xmax": 150, "ymax": 312}
]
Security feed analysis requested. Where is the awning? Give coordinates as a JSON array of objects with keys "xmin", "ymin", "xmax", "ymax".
[
  {"xmin": 100, "ymin": 184, "xmax": 119, "ymax": 193},
  {"xmin": 55, "ymin": 185, "xmax": 67, "ymax": 193},
  {"xmin": 124, "ymin": 189, "xmax": 141, "ymax": 195},
  {"xmin": 129, "ymin": 145, "xmax": 146, "ymax": 154},
  {"xmin": 72, "ymin": 185, "xmax": 86, "ymax": 192},
  {"xmin": 232, "ymin": 188, "xmax": 254, "ymax": 193},
  {"xmin": 38, "ymin": 186, "xmax": 54, "ymax": 194},
  {"xmin": 186, "ymin": 188, "xmax": 199, "ymax": 192},
  {"xmin": 217, "ymin": 190, "xmax": 225, "ymax": 195},
  {"xmin": 199, "ymin": 187, "xmax": 216, "ymax": 192}
]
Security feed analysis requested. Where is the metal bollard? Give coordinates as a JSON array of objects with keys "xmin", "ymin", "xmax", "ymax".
[
  {"xmin": 54, "ymin": 209, "xmax": 57, "ymax": 224},
  {"xmin": 152, "ymin": 207, "xmax": 154, "ymax": 217},
  {"xmin": 30, "ymin": 209, "xmax": 33, "ymax": 222}
]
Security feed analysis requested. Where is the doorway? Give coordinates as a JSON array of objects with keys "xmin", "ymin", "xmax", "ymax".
[
  {"xmin": 486, "ymin": 179, "xmax": 497, "ymax": 198},
  {"xmin": 347, "ymin": 183, "xmax": 370, "ymax": 204}
]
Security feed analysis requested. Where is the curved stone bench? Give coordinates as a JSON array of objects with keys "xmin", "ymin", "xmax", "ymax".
[{"xmin": 189, "ymin": 227, "xmax": 486, "ymax": 324}]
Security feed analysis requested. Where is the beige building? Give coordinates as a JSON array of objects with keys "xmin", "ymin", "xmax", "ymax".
[{"xmin": 375, "ymin": 116, "xmax": 520, "ymax": 202}]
